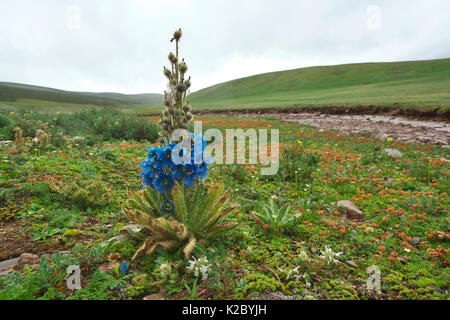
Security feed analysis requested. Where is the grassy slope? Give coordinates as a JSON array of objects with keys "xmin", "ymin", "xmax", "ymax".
[
  {"xmin": 0, "ymin": 82, "xmax": 162, "ymax": 112},
  {"xmin": 2, "ymin": 59, "xmax": 449, "ymax": 114},
  {"xmin": 188, "ymin": 58, "xmax": 450, "ymax": 111}
]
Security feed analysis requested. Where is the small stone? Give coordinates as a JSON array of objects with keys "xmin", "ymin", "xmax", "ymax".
[
  {"xmin": 345, "ymin": 260, "xmax": 358, "ymax": 268},
  {"xmin": 120, "ymin": 224, "xmax": 143, "ymax": 235},
  {"xmin": 143, "ymin": 294, "xmax": 165, "ymax": 300},
  {"xmin": 397, "ymin": 257, "xmax": 407, "ymax": 264},
  {"xmin": 384, "ymin": 148, "xmax": 403, "ymax": 158},
  {"xmin": 106, "ymin": 235, "xmax": 125, "ymax": 243},
  {"xmin": 99, "ymin": 262, "xmax": 117, "ymax": 273},
  {"xmin": 383, "ymin": 177, "xmax": 395, "ymax": 185},
  {"xmin": 0, "ymin": 269, "xmax": 14, "ymax": 277},
  {"xmin": 337, "ymin": 200, "xmax": 364, "ymax": 219},
  {"xmin": 18, "ymin": 253, "xmax": 39, "ymax": 265},
  {"xmin": 411, "ymin": 237, "xmax": 421, "ymax": 246},
  {"xmin": 0, "ymin": 257, "xmax": 18, "ymax": 271}
]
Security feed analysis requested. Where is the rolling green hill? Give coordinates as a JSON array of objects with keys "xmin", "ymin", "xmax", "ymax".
[
  {"xmin": 0, "ymin": 82, "xmax": 162, "ymax": 112},
  {"xmin": 1, "ymin": 58, "xmax": 449, "ymax": 114},
  {"xmin": 188, "ymin": 58, "xmax": 450, "ymax": 111}
]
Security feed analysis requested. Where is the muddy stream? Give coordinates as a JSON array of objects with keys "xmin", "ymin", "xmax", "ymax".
[{"xmin": 230, "ymin": 112, "xmax": 450, "ymax": 147}]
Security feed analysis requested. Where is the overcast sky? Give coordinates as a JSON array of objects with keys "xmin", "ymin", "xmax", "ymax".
[{"xmin": 1, "ymin": 0, "xmax": 449, "ymax": 94}]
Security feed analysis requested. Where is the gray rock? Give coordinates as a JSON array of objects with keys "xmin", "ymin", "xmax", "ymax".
[
  {"xmin": 345, "ymin": 260, "xmax": 358, "ymax": 268},
  {"xmin": 120, "ymin": 224, "xmax": 143, "ymax": 235},
  {"xmin": 0, "ymin": 257, "xmax": 18, "ymax": 271},
  {"xmin": 384, "ymin": 148, "xmax": 403, "ymax": 158},
  {"xmin": 99, "ymin": 262, "xmax": 117, "ymax": 273},
  {"xmin": 106, "ymin": 235, "xmax": 125, "ymax": 243},
  {"xmin": 18, "ymin": 253, "xmax": 39, "ymax": 265},
  {"xmin": 337, "ymin": 200, "xmax": 364, "ymax": 219},
  {"xmin": 143, "ymin": 294, "xmax": 165, "ymax": 300},
  {"xmin": 411, "ymin": 237, "xmax": 421, "ymax": 246},
  {"xmin": 0, "ymin": 269, "xmax": 14, "ymax": 277}
]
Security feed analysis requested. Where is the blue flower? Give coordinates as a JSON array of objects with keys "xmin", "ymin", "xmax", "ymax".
[
  {"xmin": 147, "ymin": 146, "xmax": 160, "ymax": 160},
  {"xmin": 161, "ymin": 200, "xmax": 175, "ymax": 214},
  {"xmin": 183, "ymin": 172, "xmax": 197, "ymax": 187},
  {"xmin": 139, "ymin": 132, "xmax": 211, "ymax": 194},
  {"xmin": 119, "ymin": 261, "xmax": 129, "ymax": 274},
  {"xmin": 153, "ymin": 173, "xmax": 175, "ymax": 194},
  {"xmin": 196, "ymin": 162, "xmax": 209, "ymax": 179},
  {"xmin": 157, "ymin": 145, "xmax": 176, "ymax": 169},
  {"xmin": 174, "ymin": 164, "xmax": 195, "ymax": 180}
]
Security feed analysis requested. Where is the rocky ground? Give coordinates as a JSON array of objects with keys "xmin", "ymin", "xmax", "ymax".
[{"xmin": 231, "ymin": 112, "xmax": 450, "ymax": 146}]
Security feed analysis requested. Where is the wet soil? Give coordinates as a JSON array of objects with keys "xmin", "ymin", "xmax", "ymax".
[
  {"xmin": 196, "ymin": 106, "xmax": 450, "ymax": 146},
  {"xmin": 0, "ymin": 220, "xmax": 67, "ymax": 261},
  {"xmin": 242, "ymin": 112, "xmax": 450, "ymax": 146},
  {"xmin": 195, "ymin": 105, "xmax": 450, "ymax": 121}
]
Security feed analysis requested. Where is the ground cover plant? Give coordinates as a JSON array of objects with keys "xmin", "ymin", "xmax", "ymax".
[
  {"xmin": 0, "ymin": 29, "xmax": 449, "ymax": 301},
  {"xmin": 1, "ymin": 110, "xmax": 448, "ymax": 300}
]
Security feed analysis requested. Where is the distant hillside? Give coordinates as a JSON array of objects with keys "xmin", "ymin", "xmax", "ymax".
[
  {"xmin": 188, "ymin": 58, "xmax": 450, "ymax": 111},
  {"xmin": 2, "ymin": 58, "xmax": 449, "ymax": 114},
  {"xmin": 0, "ymin": 82, "xmax": 162, "ymax": 109}
]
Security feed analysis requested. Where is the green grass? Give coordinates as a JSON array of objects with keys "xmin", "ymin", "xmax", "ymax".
[
  {"xmin": 0, "ymin": 82, "xmax": 162, "ymax": 112},
  {"xmin": 1, "ymin": 59, "xmax": 449, "ymax": 114},
  {"xmin": 0, "ymin": 107, "xmax": 160, "ymax": 143},
  {"xmin": 188, "ymin": 58, "xmax": 450, "ymax": 111},
  {"xmin": 0, "ymin": 111, "xmax": 448, "ymax": 300}
]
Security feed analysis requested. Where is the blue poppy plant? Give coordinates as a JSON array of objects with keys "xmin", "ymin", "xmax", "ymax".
[{"xmin": 139, "ymin": 133, "xmax": 211, "ymax": 195}]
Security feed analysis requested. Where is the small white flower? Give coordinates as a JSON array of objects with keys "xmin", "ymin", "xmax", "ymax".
[
  {"xmin": 298, "ymin": 250, "xmax": 310, "ymax": 263},
  {"xmin": 186, "ymin": 256, "xmax": 212, "ymax": 281},
  {"xmin": 158, "ymin": 262, "xmax": 172, "ymax": 278},
  {"xmin": 320, "ymin": 246, "xmax": 343, "ymax": 266}
]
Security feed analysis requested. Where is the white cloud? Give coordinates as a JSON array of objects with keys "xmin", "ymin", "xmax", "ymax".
[{"xmin": 0, "ymin": 0, "xmax": 449, "ymax": 94}]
